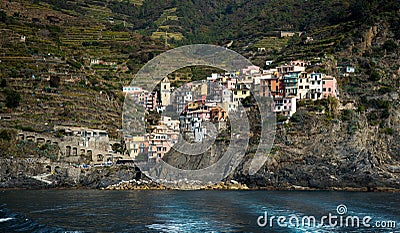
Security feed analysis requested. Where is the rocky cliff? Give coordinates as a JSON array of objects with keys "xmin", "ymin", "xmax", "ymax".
[
  {"xmin": 163, "ymin": 99, "xmax": 400, "ymax": 190},
  {"xmin": 0, "ymin": 157, "xmax": 142, "ymax": 189}
]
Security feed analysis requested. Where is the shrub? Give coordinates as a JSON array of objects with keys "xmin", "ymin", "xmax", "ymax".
[
  {"xmin": 341, "ymin": 109, "xmax": 353, "ymax": 121},
  {"xmin": 50, "ymin": 76, "xmax": 61, "ymax": 88},
  {"xmin": 290, "ymin": 113, "xmax": 302, "ymax": 123},
  {"xmin": 4, "ymin": 88, "xmax": 21, "ymax": 108},
  {"xmin": 277, "ymin": 114, "xmax": 288, "ymax": 122},
  {"xmin": 369, "ymin": 70, "xmax": 380, "ymax": 81},
  {"xmin": 0, "ymin": 78, "xmax": 6, "ymax": 87},
  {"xmin": 0, "ymin": 129, "xmax": 12, "ymax": 141},
  {"xmin": 383, "ymin": 127, "xmax": 394, "ymax": 135},
  {"xmin": 382, "ymin": 40, "xmax": 398, "ymax": 52},
  {"xmin": 357, "ymin": 105, "xmax": 365, "ymax": 112}
]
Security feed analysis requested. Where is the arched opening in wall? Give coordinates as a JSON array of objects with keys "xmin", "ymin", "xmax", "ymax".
[
  {"xmin": 18, "ymin": 133, "xmax": 24, "ymax": 140},
  {"xmin": 66, "ymin": 146, "xmax": 71, "ymax": 156},
  {"xmin": 46, "ymin": 140, "xmax": 52, "ymax": 144},
  {"xmin": 97, "ymin": 154, "xmax": 104, "ymax": 162},
  {"xmin": 72, "ymin": 147, "xmax": 77, "ymax": 156},
  {"xmin": 55, "ymin": 166, "xmax": 61, "ymax": 173},
  {"xmin": 37, "ymin": 138, "xmax": 45, "ymax": 144},
  {"xmin": 26, "ymin": 136, "xmax": 35, "ymax": 142},
  {"xmin": 80, "ymin": 149, "xmax": 85, "ymax": 156},
  {"xmin": 45, "ymin": 165, "xmax": 51, "ymax": 173}
]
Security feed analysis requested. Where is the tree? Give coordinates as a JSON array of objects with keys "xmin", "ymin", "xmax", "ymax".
[
  {"xmin": 112, "ymin": 143, "xmax": 124, "ymax": 154},
  {"xmin": 0, "ymin": 79, "xmax": 6, "ymax": 88},
  {"xmin": 0, "ymin": 10, "xmax": 7, "ymax": 23},
  {"xmin": 382, "ymin": 40, "xmax": 398, "ymax": 53},
  {"xmin": 325, "ymin": 96, "xmax": 339, "ymax": 118},
  {"xmin": 0, "ymin": 129, "xmax": 12, "ymax": 141},
  {"xmin": 5, "ymin": 88, "xmax": 21, "ymax": 108},
  {"xmin": 50, "ymin": 76, "xmax": 61, "ymax": 88},
  {"xmin": 369, "ymin": 70, "xmax": 380, "ymax": 81}
]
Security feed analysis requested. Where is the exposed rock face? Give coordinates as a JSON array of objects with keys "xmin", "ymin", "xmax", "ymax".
[
  {"xmin": 102, "ymin": 179, "xmax": 249, "ymax": 190},
  {"xmin": 239, "ymin": 112, "xmax": 399, "ymax": 190},
  {"xmin": 1, "ymin": 105, "xmax": 400, "ymax": 191},
  {"xmin": 0, "ymin": 158, "xmax": 48, "ymax": 189},
  {"xmin": 163, "ymin": 107, "xmax": 400, "ymax": 191},
  {"xmin": 0, "ymin": 158, "xmax": 142, "ymax": 189}
]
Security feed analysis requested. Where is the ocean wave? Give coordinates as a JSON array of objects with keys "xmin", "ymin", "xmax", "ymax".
[{"xmin": 0, "ymin": 217, "xmax": 14, "ymax": 223}]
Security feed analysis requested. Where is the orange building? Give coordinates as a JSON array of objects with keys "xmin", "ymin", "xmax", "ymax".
[{"xmin": 259, "ymin": 74, "xmax": 280, "ymax": 98}]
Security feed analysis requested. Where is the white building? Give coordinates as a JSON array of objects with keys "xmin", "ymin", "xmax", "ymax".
[
  {"xmin": 309, "ymin": 73, "xmax": 323, "ymax": 100},
  {"xmin": 160, "ymin": 77, "xmax": 171, "ymax": 106},
  {"xmin": 297, "ymin": 72, "xmax": 310, "ymax": 100},
  {"xmin": 273, "ymin": 97, "xmax": 297, "ymax": 117}
]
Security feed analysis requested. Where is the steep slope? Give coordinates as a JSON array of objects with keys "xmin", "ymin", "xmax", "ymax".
[{"xmin": 0, "ymin": 0, "xmax": 400, "ymax": 190}]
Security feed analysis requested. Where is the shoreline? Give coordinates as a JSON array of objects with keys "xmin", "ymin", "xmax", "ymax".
[{"xmin": 1, "ymin": 186, "xmax": 399, "ymax": 193}]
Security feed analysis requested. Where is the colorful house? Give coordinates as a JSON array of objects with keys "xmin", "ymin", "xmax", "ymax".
[
  {"xmin": 259, "ymin": 73, "xmax": 280, "ymax": 98},
  {"xmin": 322, "ymin": 76, "xmax": 339, "ymax": 99},
  {"xmin": 283, "ymin": 71, "xmax": 300, "ymax": 97}
]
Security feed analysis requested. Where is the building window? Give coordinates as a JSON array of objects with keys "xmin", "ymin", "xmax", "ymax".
[
  {"xmin": 323, "ymin": 81, "xmax": 325, "ymax": 85},
  {"xmin": 299, "ymin": 86, "xmax": 303, "ymax": 89},
  {"xmin": 323, "ymin": 88, "xmax": 326, "ymax": 92},
  {"xmin": 328, "ymin": 88, "xmax": 332, "ymax": 92}
]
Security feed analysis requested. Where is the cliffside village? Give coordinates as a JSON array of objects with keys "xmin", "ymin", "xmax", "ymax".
[
  {"xmin": 122, "ymin": 60, "xmax": 345, "ymax": 163},
  {"xmin": 14, "ymin": 60, "xmax": 349, "ymax": 167}
]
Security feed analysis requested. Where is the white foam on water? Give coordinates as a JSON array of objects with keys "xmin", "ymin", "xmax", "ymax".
[{"xmin": 0, "ymin": 217, "xmax": 14, "ymax": 223}]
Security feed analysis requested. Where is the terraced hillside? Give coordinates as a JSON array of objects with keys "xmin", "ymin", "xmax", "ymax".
[
  {"xmin": 0, "ymin": 0, "xmax": 399, "ymax": 142},
  {"xmin": 0, "ymin": 0, "xmax": 166, "ymax": 138}
]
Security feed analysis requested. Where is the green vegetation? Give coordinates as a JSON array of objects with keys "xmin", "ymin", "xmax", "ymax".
[
  {"xmin": 341, "ymin": 109, "xmax": 353, "ymax": 121},
  {"xmin": 369, "ymin": 70, "xmax": 380, "ymax": 81},
  {"xmin": 4, "ymin": 88, "xmax": 21, "ymax": 108},
  {"xmin": 0, "ymin": 0, "xmax": 398, "ymax": 140},
  {"xmin": 0, "ymin": 79, "xmax": 6, "ymax": 88},
  {"xmin": 50, "ymin": 76, "xmax": 61, "ymax": 88},
  {"xmin": 0, "ymin": 129, "xmax": 13, "ymax": 141},
  {"xmin": 382, "ymin": 40, "xmax": 398, "ymax": 52},
  {"xmin": 383, "ymin": 127, "xmax": 394, "ymax": 135}
]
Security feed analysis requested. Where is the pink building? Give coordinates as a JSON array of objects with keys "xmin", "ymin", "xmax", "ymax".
[
  {"xmin": 225, "ymin": 78, "xmax": 237, "ymax": 90},
  {"xmin": 242, "ymin": 65, "xmax": 260, "ymax": 76},
  {"xmin": 322, "ymin": 76, "xmax": 338, "ymax": 99},
  {"xmin": 146, "ymin": 125, "xmax": 179, "ymax": 160}
]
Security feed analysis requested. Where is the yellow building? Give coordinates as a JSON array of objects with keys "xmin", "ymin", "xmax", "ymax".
[{"xmin": 233, "ymin": 88, "xmax": 250, "ymax": 102}]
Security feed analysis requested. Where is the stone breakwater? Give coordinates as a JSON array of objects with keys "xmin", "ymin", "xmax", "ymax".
[{"xmin": 102, "ymin": 179, "xmax": 249, "ymax": 190}]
